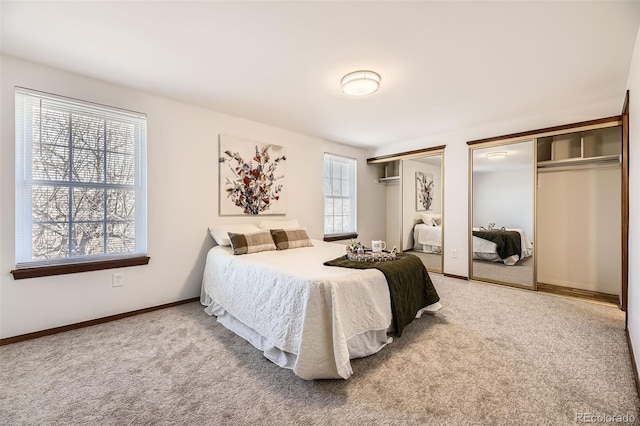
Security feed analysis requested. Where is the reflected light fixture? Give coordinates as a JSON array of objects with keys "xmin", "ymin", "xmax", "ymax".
[
  {"xmin": 486, "ymin": 151, "xmax": 507, "ymax": 159},
  {"xmin": 341, "ymin": 70, "xmax": 381, "ymax": 96}
]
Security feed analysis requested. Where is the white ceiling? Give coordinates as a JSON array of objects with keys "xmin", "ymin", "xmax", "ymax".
[
  {"xmin": 2, "ymin": 1, "xmax": 638, "ymax": 150},
  {"xmin": 472, "ymin": 140, "xmax": 534, "ymax": 172}
]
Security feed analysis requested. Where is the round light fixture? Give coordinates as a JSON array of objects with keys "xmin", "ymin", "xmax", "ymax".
[
  {"xmin": 486, "ymin": 151, "xmax": 507, "ymax": 159},
  {"xmin": 341, "ymin": 70, "xmax": 381, "ymax": 96}
]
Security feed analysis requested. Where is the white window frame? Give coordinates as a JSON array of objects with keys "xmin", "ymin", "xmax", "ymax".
[
  {"xmin": 14, "ymin": 87, "xmax": 147, "ymax": 274},
  {"xmin": 323, "ymin": 153, "xmax": 357, "ymax": 237}
]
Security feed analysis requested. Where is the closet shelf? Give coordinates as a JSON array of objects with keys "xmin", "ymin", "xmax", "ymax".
[{"xmin": 537, "ymin": 154, "xmax": 620, "ymax": 169}]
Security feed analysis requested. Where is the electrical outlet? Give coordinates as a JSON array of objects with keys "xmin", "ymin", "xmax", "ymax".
[
  {"xmin": 112, "ymin": 272, "xmax": 124, "ymax": 287},
  {"xmin": 452, "ymin": 249, "xmax": 458, "ymax": 259}
]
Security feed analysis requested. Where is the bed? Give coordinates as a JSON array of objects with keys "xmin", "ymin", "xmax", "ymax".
[
  {"xmin": 201, "ymin": 224, "xmax": 441, "ymax": 380},
  {"xmin": 413, "ymin": 223, "xmax": 442, "ymax": 253},
  {"xmin": 472, "ymin": 227, "xmax": 533, "ymax": 266},
  {"xmin": 412, "ymin": 212, "xmax": 443, "ymax": 253}
]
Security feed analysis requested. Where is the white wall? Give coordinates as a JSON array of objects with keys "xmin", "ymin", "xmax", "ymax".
[
  {"xmin": 537, "ymin": 166, "xmax": 621, "ymax": 294},
  {"xmin": 472, "ymin": 168, "xmax": 533, "ymax": 239},
  {"xmin": 402, "ymin": 159, "xmax": 442, "ymax": 250},
  {"xmin": 626, "ymin": 26, "xmax": 640, "ymax": 375},
  {"xmin": 385, "ymin": 182, "xmax": 401, "ymax": 249},
  {"xmin": 0, "ymin": 56, "xmax": 386, "ymax": 339}
]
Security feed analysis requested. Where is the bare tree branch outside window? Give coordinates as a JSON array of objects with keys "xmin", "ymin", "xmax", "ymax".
[{"xmin": 29, "ymin": 106, "xmax": 138, "ymax": 261}]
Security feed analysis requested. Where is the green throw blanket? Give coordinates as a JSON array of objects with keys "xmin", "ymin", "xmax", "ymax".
[
  {"xmin": 323, "ymin": 253, "xmax": 440, "ymax": 337},
  {"xmin": 473, "ymin": 230, "xmax": 521, "ymax": 259}
]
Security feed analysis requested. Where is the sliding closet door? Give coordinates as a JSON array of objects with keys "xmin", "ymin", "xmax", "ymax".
[{"xmin": 469, "ymin": 140, "xmax": 535, "ymax": 289}]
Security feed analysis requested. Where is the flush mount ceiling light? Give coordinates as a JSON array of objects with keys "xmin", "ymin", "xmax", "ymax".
[
  {"xmin": 341, "ymin": 70, "xmax": 381, "ymax": 96},
  {"xmin": 486, "ymin": 151, "xmax": 508, "ymax": 159}
]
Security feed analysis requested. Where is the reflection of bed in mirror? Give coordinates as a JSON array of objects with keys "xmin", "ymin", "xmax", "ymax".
[
  {"xmin": 400, "ymin": 152, "xmax": 444, "ymax": 275},
  {"xmin": 472, "ymin": 227, "xmax": 533, "ymax": 266},
  {"xmin": 413, "ymin": 223, "xmax": 442, "ymax": 253},
  {"xmin": 411, "ymin": 212, "xmax": 442, "ymax": 254}
]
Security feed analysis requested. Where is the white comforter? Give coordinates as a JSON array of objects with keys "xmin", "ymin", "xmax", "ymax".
[
  {"xmin": 414, "ymin": 223, "xmax": 442, "ymax": 248},
  {"xmin": 201, "ymin": 240, "xmax": 395, "ymax": 380}
]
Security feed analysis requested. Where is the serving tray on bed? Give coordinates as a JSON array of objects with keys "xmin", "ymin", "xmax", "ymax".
[{"xmin": 346, "ymin": 251, "xmax": 396, "ymax": 263}]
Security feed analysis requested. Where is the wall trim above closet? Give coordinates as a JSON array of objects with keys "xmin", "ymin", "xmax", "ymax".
[
  {"xmin": 367, "ymin": 145, "xmax": 446, "ymax": 163},
  {"xmin": 467, "ymin": 116, "xmax": 621, "ymax": 146}
]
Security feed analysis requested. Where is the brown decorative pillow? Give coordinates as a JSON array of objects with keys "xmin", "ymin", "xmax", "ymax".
[
  {"xmin": 228, "ymin": 231, "xmax": 277, "ymax": 255},
  {"xmin": 270, "ymin": 228, "xmax": 314, "ymax": 250}
]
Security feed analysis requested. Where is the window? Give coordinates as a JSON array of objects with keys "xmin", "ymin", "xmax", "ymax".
[
  {"xmin": 323, "ymin": 153, "xmax": 357, "ymax": 238},
  {"xmin": 14, "ymin": 88, "xmax": 147, "ymax": 277}
]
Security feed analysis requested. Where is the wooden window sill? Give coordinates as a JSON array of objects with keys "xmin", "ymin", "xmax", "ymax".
[
  {"xmin": 324, "ymin": 233, "xmax": 358, "ymax": 242},
  {"xmin": 11, "ymin": 256, "xmax": 150, "ymax": 280}
]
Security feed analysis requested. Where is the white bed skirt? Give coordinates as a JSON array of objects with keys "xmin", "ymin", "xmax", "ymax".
[
  {"xmin": 201, "ymin": 290, "xmax": 442, "ymax": 379},
  {"xmin": 473, "ymin": 250, "xmax": 520, "ymax": 266},
  {"xmin": 415, "ymin": 244, "xmax": 442, "ymax": 254},
  {"xmin": 201, "ymin": 294, "xmax": 392, "ymax": 376}
]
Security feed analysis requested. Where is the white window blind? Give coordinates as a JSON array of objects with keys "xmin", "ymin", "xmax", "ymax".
[
  {"xmin": 323, "ymin": 153, "xmax": 357, "ymax": 235},
  {"xmin": 15, "ymin": 87, "xmax": 147, "ymax": 268}
]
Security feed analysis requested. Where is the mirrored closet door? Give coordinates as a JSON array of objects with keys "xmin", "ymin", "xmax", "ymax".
[
  {"xmin": 367, "ymin": 146, "xmax": 445, "ymax": 274},
  {"xmin": 401, "ymin": 153, "xmax": 444, "ymax": 273},
  {"xmin": 469, "ymin": 140, "xmax": 535, "ymax": 288}
]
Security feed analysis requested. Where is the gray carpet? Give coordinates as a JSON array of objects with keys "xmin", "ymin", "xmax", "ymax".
[
  {"xmin": 406, "ymin": 250, "xmax": 442, "ymax": 272},
  {"xmin": 1, "ymin": 275, "xmax": 637, "ymax": 425},
  {"xmin": 472, "ymin": 256, "xmax": 534, "ymax": 287}
]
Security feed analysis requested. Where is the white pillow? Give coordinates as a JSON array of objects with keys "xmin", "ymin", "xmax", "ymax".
[
  {"xmin": 257, "ymin": 218, "xmax": 300, "ymax": 231},
  {"xmin": 421, "ymin": 213, "xmax": 442, "ymax": 226},
  {"xmin": 208, "ymin": 224, "xmax": 260, "ymax": 246}
]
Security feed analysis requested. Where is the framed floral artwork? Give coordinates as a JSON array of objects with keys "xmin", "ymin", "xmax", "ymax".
[
  {"xmin": 416, "ymin": 171, "xmax": 434, "ymax": 211},
  {"xmin": 218, "ymin": 135, "xmax": 287, "ymax": 215}
]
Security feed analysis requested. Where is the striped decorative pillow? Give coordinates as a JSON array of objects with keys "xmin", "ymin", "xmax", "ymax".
[
  {"xmin": 270, "ymin": 228, "xmax": 314, "ymax": 250},
  {"xmin": 228, "ymin": 231, "xmax": 277, "ymax": 255}
]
